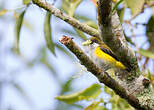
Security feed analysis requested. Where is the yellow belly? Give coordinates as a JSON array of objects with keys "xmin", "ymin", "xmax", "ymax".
[{"xmin": 94, "ymin": 47, "xmax": 126, "ymax": 70}]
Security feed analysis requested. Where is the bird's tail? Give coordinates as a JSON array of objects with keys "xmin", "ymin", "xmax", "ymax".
[{"xmin": 115, "ymin": 61, "xmax": 126, "ymax": 70}]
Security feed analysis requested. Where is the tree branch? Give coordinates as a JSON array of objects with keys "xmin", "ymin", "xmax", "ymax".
[
  {"xmin": 97, "ymin": 0, "xmax": 139, "ymax": 74},
  {"xmin": 59, "ymin": 36, "xmax": 151, "ymax": 110},
  {"xmin": 32, "ymin": 0, "xmax": 100, "ymax": 38}
]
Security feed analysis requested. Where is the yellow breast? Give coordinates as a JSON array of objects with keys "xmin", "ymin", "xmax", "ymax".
[{"xmin": 94, "ymin": 47, "xmax": 126, "ymax": 70}]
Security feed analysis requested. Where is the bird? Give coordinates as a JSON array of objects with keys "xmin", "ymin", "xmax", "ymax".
[{"xmin": 82, "ymin": 37, "xmax": 128, "ymax": 73}]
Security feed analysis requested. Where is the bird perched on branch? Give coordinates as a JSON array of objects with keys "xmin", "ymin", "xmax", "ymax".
[{"xmin": 82, "ymin": 37, "xmax": 128, "ymax": 73}]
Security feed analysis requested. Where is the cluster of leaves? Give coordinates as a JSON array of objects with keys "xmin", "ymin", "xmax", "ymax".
[{"xmin": 0, "ymin": 0, "xmax": 154, "ymax": 110}]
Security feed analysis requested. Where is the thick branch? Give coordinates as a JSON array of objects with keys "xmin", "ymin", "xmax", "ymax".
[
  {"xmin": 97, "ymin": 0, "xmax": 139, "ymax": 74},
  {"xmin": 60, "ymin": 36, "xmax": 148, "ymax": 110},
  {"xmin": 32, "ymin": 0, "xmax": 100, "ymax": 38}
]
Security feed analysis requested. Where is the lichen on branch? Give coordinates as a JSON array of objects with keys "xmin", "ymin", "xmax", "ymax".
[{"xmin": 97, "ymin": 0, "xmax": 139, "ymax": 74}]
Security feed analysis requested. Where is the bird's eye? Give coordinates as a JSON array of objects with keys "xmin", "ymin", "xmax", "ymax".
[{"xmin": 91, "ymin": 39, "xmax": 98, "ymax": 44}]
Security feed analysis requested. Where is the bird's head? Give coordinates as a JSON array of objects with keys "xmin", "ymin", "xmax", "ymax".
[{"xmin": 82, "ymin": 37, "xmax": 102, "ymax": 46}]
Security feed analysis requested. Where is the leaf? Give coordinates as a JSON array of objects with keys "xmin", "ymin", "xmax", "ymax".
[
  {"xmin": 146, "ymin": 15, "xmax": 154, "ymax": 51},
  {"xmin": 138, "ymin": 49, "xmax": 154, "ymax": 59},
  {"xmin": 56, "ymin": 83, "xmax": 102, "ymax": 104},
  {"xmin": 55, "ymin": 43, "xmax": 74, "ymax": 59},
  {"xmin": 84, "ymin": 101, "xmax": 100, "ymax": 110},
  {"xmin": 104, "ymin": 86, "xmax": 113, "ymax": 95},
  {"xmin": 85, "ymin": 99, "xmax": 107, "ymax": 110},
  {"xmin": 74, "ymin": 14, "xmax": 98, "ymax": 29},
  {"xmin": 39, "ymin": 47, "xmax": 56, "ymax": 74},
  {"xmin": 85, "ymin": 21, "xmax": 98, "ymax": 29},
  {"xmin": 117, "ymin": 8, "xmax": 125, "ymax": 23},
  {"xmin": 14, "ymin": 9, "xmax": 26, "ymax": 54},
  {"xmin": 62, "ymin": 0, "xmax": 82, "ymax": 16},
  {"xmin": 11, "ymin": 81, "xmax": 33, "ymax": 107},
  {"xmin": 0, "ymin": 9, "xmax": 8, "ymax": 16},
  {"xmin": 44, "ymin": 11, "xmax": 56, "ymax": 56},
  {"xmin": 112, "ymin": 0, "xmax": 124, "ymax": 12},
  {"xmin": 123, "ymin": 33, "xmax": 134, "ymax": 45},
  {"xmin": 74, "ymin": 28, "xmax": 88, "ymax": 40},
  {"xmin": 147, "ymin": 69, "xmax": 152, "ymax": 81},
  {"xmin": 125, "ymin": 0, "xmax": 145, "ymax": 17},
  {"xmin": 146, "ymin": 15, "xmax": 154, "ymax": 33},
  {"xmin": 94, "ymin": 105, "xmax": 108, "ymax": 110},
  {"xmin": 23, "ymin": 0, "xmax": 31, "ymax": 5},
  {"xmin": 61, "ymin": 78, "xmax": 74, "ymax": 95}
]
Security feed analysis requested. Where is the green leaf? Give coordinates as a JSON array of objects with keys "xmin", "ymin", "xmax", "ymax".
[
  {"xmin": 44, "ymin": 11, "xmax": 56, "ymax": 56},
  {"xmin": 85, "ymin": 21, "xmax": 98, "ymax": 29},
  {"xmin": 124, "ymin": 33, "xmax": 134, "ymax": 45},
  {"xmin": 14, "ymin": 9, "xmax": 26, "ymax": 54},
  {"xmin": 62, "ymin": 0, "xmax": 83, "ymax": 16},
  {"xmin": 85, "ymin": 101, "xmax": 100, "ymax": 110},
  {"xmin": 61, "ymin": 78, "xmax": 74, "ymax": 95},
  {"xmin": 74, "ymin": 14, "xmax": 98, "ymax": 29},
  {"xmin": 117, "ymin": 8, "xmax": 125, "ymax": 23},
  {"xmin": 147, "ymin": 69, "xmax": 152, "ymax": 80},
  {"xmin": 125, "ymin": 0, "xmax": 145, "ymax": 17},
  {"xmin": 56, "ymin": 83, "xmax": 102, "ymax": 104},
  {"xmin": 11, "ymin": 81, "xmax": 33, "ymax": 107},
  {"xmin": 74, "ymin": 28, "xmax": 88, "ymax": 40},
  {"xmin": 23, "ymin": 0, "xmax": 31, "ymax": 5},
  {"xmin": 104, "ymin": 86, "xmax": 113, "ymax": 95},
  {"xmin": 0, "ymin": 9, "xmax": 8, "ymax": 16},
  {"xmin": 146, "ymin": 15, "xmax": 154, "ymax": 33},
  {"xmin": 146, "ymin": 15, "xmax": 154, "ymax": 52},
  {"xmin": 112, "ymin": 0, "xmax": 124, "ymax": 12},
  {"xmin": 94, "ymin": 105, "xmax": 108, "ymax": 110},
  {"xmin": 55, "ymin": 43, "xmax": 74, "ymax": 59},
  {"xmin": 39, "ymin": 47, "xmax": 56, "ymax": 74},
  {"xmin": 138, "ymin": 49, "xmax": 154, "ymax": 59}
]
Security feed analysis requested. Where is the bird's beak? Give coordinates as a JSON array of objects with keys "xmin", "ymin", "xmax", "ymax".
[{"xmin": 82, "ymin": 40, "xmax": 92, "ymax": 46}]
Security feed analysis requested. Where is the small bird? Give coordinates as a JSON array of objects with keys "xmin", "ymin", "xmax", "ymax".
[{"xmin": 82, "ymin": 37, "xmax": 127, "ymax": 72}]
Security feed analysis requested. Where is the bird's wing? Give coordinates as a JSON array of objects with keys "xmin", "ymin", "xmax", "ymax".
[{"xmin": 100, "ymin": 46, "xmax": 119, "ymax": 61}]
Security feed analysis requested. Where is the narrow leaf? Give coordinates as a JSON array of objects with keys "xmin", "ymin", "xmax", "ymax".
[
  {"xmin": 138, "ymin": 49, "xmax": 154, "ymax": 59},
  {"xmin": 112, "ymin": 0, "xmax": 124, "ymax": 12},
  {"xmin": 0, "ymin": 9, "xmax": 8, "ymax": 16},
  {"xmin": 55, "ymin": 43, "xmax": 74, "ymax": 59},
  {"xmin": 39, "ymin": 47, "xmax": 56, "ymax": 74},
  {"xmin": 146, "ymin": 15, "xmax": 154, "ymax": 51},
  {"xmin": 85, "ymin": 21, "xmax": 98, "ymax": 29},
  {"xmin": 11, "ymin": 81, "xmax": 33, "ymax": 106},
  {"xmin": 56, "ymin": 83, "xmax": 102, "ymax": 104},
  {"xmin": 14, "ymin": 10, "xmax": 26, "ymax": 54},
  {"xmin": 44, "ymin": 11, "xmax": 56, "ymax": 56},
  {"xmin": 74, "ymin": 28, "xmax": 88, "ymax": 40},
  {"xmin": 62, "ymin": 0, "xmax": 82, "ymax": 16},
  {"xmin": 23, "ymin": 0, "xmax": 31, "ymax": 5},
  {"xmin": 61, "ymin": 78, "xmax": 74, "ymax": 95},
  {"xmin": 125, "ymin": 0, "xmax": 145, "ymax": 17},
  {"xmin": 94, "ymin": 106, "xmax": 108, "ymax": 110},
  {"xmin": 84, "ymin": 101, "xmax": 100, "ymax": 110}
]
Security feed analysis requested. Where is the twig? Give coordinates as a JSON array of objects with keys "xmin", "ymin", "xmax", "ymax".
[{"xmin": 32, "ymin": 0, "xmax": 100, "ymax": 38}]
